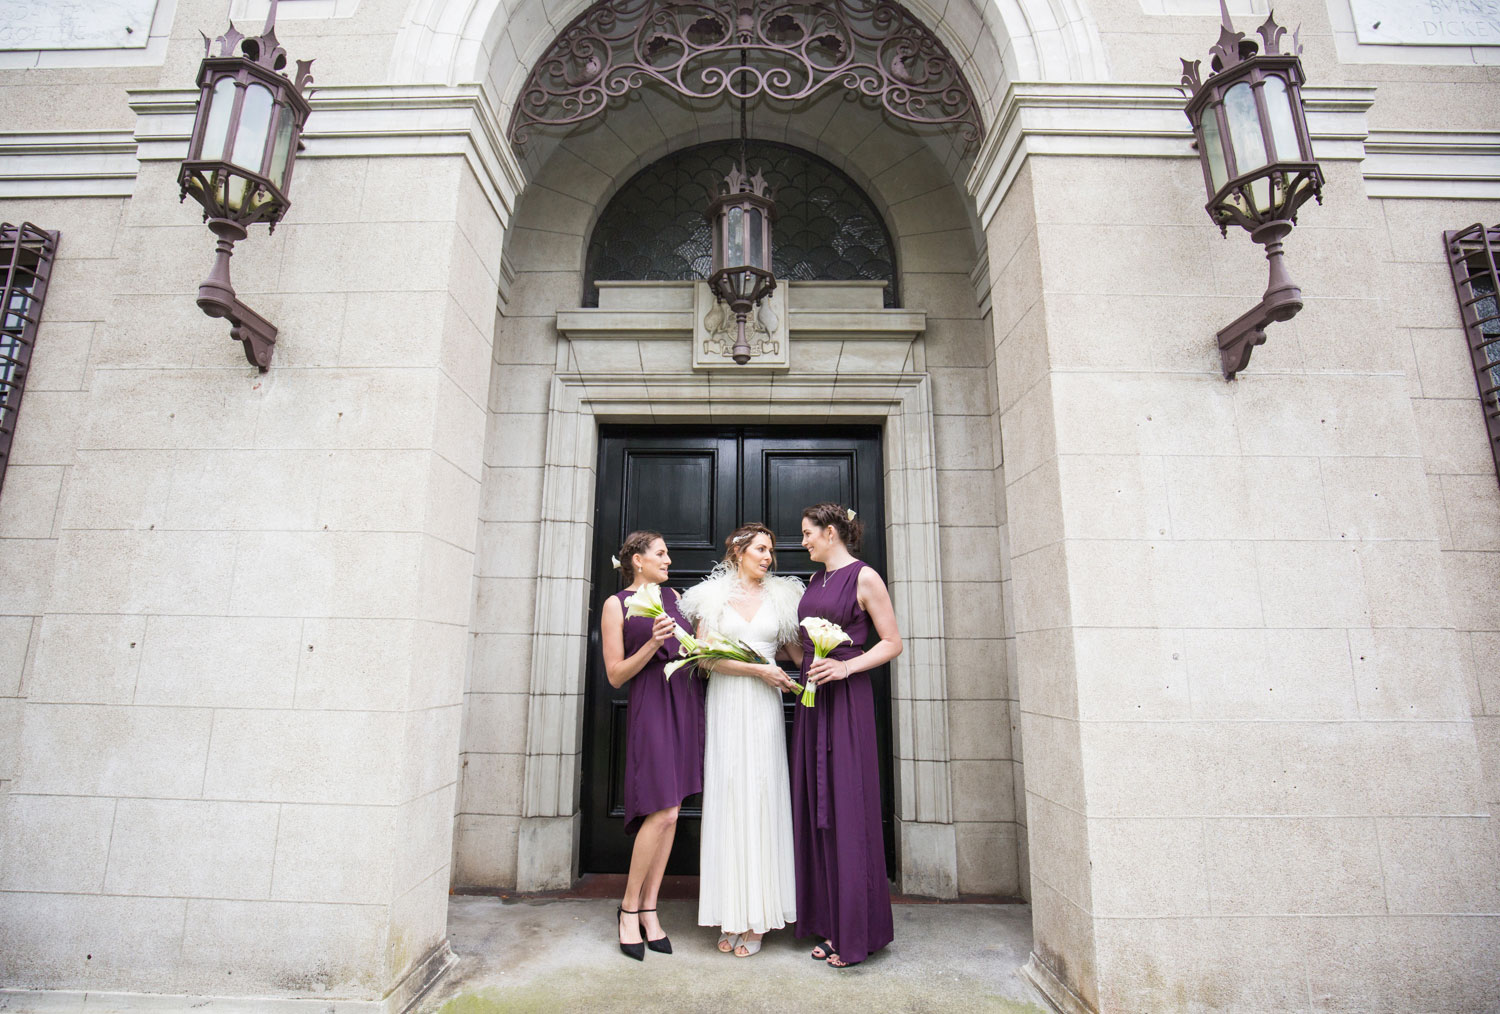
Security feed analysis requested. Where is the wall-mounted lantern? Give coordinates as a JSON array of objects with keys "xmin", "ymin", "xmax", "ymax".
[
  {"xmin": 179, "ymin": 0, "xmax": 312, "ymax": 372},
  {"xmin": 1181, "ymin": 0, "xmax": 1323, "ymax": 380}
]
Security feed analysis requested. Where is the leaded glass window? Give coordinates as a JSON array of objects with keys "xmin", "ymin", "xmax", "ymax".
[{"xmin": 584, "ymin": 141, "xmax": 898, "ymax": 307}]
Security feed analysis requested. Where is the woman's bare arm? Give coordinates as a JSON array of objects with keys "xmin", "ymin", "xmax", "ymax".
[{"xmin": 602, "ymin": 595, "xmax": 675, "ymax": 688}]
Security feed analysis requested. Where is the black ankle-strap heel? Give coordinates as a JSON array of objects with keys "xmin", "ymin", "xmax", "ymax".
[
  {"xmin": 617, "ymin": 906, "xmax": 645, "ymax": 961},
  {"xmin": 639, "ymin": 907, "xmax": 673, "ymax": 954}
]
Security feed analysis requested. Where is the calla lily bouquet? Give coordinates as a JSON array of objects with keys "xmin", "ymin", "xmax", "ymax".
[
  {"xmin": 625, "ymin": 584, "xmax": 799, "ymax": 687},
  {"xmin": 664, "ymin": 631, "xmax": 796, "ymax": 685},
  {"xmin": 799, "ymin": 617, "xmax": 852, "ymax": 707},
  {"xmin": 623, "ymin": 581, "xmax": 694, "ymax": 649}
]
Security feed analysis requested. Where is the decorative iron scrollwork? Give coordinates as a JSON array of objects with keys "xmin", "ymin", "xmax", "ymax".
[{"xmin": 507, "ymin": 0, "xmax": 984, "ymax": 147}]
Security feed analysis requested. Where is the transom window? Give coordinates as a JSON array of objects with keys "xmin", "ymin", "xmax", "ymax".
[{"xmin": 584, "ymin": 141, "xmax": 898, "ymax": 307}]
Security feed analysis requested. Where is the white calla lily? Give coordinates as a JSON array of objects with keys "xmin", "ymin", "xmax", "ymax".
[{"xmin": 799, "ymin": 616, "xmax": 852, "ymax": 707}]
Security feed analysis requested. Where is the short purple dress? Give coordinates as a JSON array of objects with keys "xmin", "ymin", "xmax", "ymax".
[
  {"xmin": 617, "ymin": 587, "xmax": 706, "ymax": 836},
  {"xmin": 791, "ymin": 560, "xmax": 894, "ymax": 964}
]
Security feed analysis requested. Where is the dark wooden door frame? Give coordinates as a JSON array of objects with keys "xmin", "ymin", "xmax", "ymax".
[{"xmin": 580, "ymin": 424, "xmax": 893, "ymax": 876}]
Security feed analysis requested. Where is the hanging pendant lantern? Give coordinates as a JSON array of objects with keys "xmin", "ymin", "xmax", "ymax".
[{"xmin": 706, "ymin": 164, "xmax": 777, "ymax": 364}]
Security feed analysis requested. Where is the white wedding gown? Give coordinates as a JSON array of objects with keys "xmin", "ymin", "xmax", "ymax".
[{"xmin": 697, "ymin": 598, "xmax": 797, "ymax": 935}]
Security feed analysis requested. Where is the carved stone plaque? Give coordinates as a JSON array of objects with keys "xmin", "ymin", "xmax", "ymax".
[
  {"xmin": 692, "ymin": 283, "xmax": 789, "ymax": 371},
  {"xmin": 0, "ymin": 0, "xmax": 157, "ymax": 50},
  {"xmin": 1348, "ymin": 0, "xmax": 1500, "ymax": 45}
]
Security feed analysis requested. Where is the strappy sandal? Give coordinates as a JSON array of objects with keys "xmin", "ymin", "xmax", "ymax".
[
  {"xmin": 717, "ymin": 931, "xmax": 741, "ymax": 953},
  {"xmin": 826, "ymin": 952, "xmax": 861, "ymax": 968},
  {"xmin": 639, "ymin": 907, "xmax": 672, "ymax": 954},
  {"xmin": 617, "ymin": 906, "xmax": 644, "ymax": 961},
  {"xmin": 810, "ymin": 939, "xmax": 835, "ymax": 960},
  {"xmin": 734, "ymin": 932, "xmax": 763, "ymax": 958}
]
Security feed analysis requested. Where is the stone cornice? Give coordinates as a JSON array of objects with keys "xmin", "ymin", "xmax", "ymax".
[
  {"xmin": 126, "ymin": 84, "xmax": 527, "ymax": 226},
  {"xmin": 965, "ymin": 82, "xmax": 1378, "ymax": 227},
  {"xmin": 1362, "ymin": 129, "xmax": 1500, "ymax": 199},
  {"xmin": 554, "ymin": 306, "xmax": 926, "ymax": 340},
  {"xmin": 6, "ymin": 81, "xmax": 1494, "ymax": 220},
  {"xmin": 0, "ymin": 130, "xmax": 139, "ymax": 198}
]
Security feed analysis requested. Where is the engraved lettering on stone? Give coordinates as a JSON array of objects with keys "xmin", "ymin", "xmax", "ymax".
[
  {"xmin": 0, "ymin": 0, "xmax": 157, "ymax": 50},
  {"xmin": 1349, "ymin": 0, "xmax": 1500, "ymax": 45}
]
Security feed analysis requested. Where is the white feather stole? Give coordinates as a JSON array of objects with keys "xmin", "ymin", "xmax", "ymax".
[{"xmin": 678, "ymin": 564, "xmax": 805, "ymax": 647}]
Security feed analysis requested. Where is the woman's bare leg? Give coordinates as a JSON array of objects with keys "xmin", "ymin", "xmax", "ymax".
[
  {"xmin": 622, "ymin": 806, "xmax": 678, "ymax": 943},
  {"xmin": 635, "ymin": 805, "xmax": 678, "ymax": 940}
]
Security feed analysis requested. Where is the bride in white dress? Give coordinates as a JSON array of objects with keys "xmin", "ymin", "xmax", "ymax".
[{"xmin": 678, "ymin": 523, "xmax": 803, "ymax": 957}]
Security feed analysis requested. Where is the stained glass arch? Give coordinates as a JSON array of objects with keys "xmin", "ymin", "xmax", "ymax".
[{"xmin": 584, "ymin": 140, "xmax": 899, "ymax": 307}]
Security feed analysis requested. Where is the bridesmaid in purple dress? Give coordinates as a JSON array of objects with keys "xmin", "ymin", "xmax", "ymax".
[
  {"xmin": 599, "ymin": 530, "xmax": 706, "ymax": 960},
  {"xmin": 790, "ymin": 502, "xmax": 903, "ymax": 967}
]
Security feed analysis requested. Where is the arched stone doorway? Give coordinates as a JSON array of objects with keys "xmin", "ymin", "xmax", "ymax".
[{"xmin": 446, "ymin": 0, "xmax": 1026, "ymax": 909}]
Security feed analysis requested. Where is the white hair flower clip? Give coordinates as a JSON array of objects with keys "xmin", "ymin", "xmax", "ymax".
[
  {"xmin": 845, "ymin": 508, "xmax": 857, "ymax": 521},
  {"xmin": 611, "ymin": 555, "xmax": 621, "ymax": 569}
]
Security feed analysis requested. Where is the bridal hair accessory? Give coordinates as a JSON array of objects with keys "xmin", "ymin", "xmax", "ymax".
[
  {"xmin": 611, "ymin": 555, "xmax": 621, "ymax": 569},
  {"xmin": 845, "ymin": 508, "xmax": 857, "ymax": 521},
  {"xmin": 732, "ymin": 532, "xmax": 753, "ymax": 543}
]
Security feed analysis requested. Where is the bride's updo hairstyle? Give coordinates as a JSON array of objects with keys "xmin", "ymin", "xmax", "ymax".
[
  {"xmin": 802, "ymin": 502, "xmax": 863, "ymax": 554},
  {"xmin": 724, "ymin": 522, "xmax": 776, "ymax": 568},
  {"xmin": 616, "ymin": 529, "xmax": 663, "ymax": 584}
]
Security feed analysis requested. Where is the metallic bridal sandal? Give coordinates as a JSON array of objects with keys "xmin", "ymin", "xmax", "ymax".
[
  {"xmin": 717, "ymin": 931, "xmax": 741, "ymax": 953},
  {"xmin": 734, "ymin": 932, "xmax": 763, "ymax": 958}
]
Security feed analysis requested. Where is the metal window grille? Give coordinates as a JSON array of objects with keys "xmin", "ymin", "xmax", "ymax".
[
  {"xmin": 0, "ymin": 223, "xmax": 60, "ymax": 498},
  {"xmin": 1444, "ymin": 224, "xmax": 1500, "ymax": 483}
]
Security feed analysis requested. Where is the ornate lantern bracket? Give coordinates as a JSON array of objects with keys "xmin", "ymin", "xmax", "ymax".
[
  {"xmin": 1180, "ymin": 0, "xmax": 1323, "ymax": 380},
  {"xmin": 178, "ymin": 0, "xmax": 314, "ymax": 372}
]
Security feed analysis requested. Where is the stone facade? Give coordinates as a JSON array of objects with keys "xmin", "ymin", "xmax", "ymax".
[{"xmin": 0, "ymin": 0, "xmax": 1497, "ymax": 1010}]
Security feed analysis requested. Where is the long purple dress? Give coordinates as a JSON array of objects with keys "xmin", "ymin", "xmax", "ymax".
[
  {"xmin": 791, "ymin": 560, "xmax": 893, "ymax": 964},
  {"xmin": 617, "ymin": 587, "xmax": 706, "ymax": 836}
]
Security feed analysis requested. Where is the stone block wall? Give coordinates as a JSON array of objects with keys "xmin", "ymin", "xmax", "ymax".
[
  {"xmin": 0, "ymin": 195, "xmax": 130, "ymax": 811},
  {"xmin": 0, "ymin": 152, "xmax": 501, "ymax": 1001},
  {"xmin": 1376, "ymin": 196, "xmax": 1500, "ymax": 835},
  {"xmin": 1000, "ymin": 147, "xmax": 1500, "ymax": 1012}
]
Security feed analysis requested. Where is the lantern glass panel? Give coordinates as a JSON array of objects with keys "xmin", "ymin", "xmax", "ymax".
[
  {"xmin": 270, "ymin": 105, "xmax": 295, "ymax": 189},
  {"xmin": 225, "ymin": 175, "xmax": 258, "ymax": 215},
  {"xmin": 230, "ymin": 82, "xmax": 274, "ymax": 174},
  {"xmin": 727, "ymin": 205, "xmax": 745, "ymax": 267},
  {"xmin": 1250, "ymin": 177, "xmax": 1271, "ymax": 215},
  {"xmin": 1224, "ymin": 82, "xmax": 1268, "ymax": 174},
  {"xmin": 1200, "ymin": 108, "xmax": 1228, "ymax": 191},
  {"xmin": 200, "ymin": 77, "xmax": 237, "ymax": 161},
  {"xmin": 1261, "ymin": 76, "xmax": 1301, "ymax": 162},
  {"xmin": 747, "ymin": 208, "xmax": 764, "ymax": 268}
]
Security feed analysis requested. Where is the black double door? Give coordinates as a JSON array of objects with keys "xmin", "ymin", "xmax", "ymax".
[{"xmin": 580, "ymin": 425, "xmax": 894, "ymax": 876}]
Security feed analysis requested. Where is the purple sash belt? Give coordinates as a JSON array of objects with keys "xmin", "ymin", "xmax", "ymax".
[{"xmin": 811, "ymin": 645, "xmax": 861, "ymax": 830}]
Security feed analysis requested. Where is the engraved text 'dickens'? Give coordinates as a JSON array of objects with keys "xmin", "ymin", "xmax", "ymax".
[{"xmin": 1349, "ymin": 0, "xmax": 1500, "ymax": 45}]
